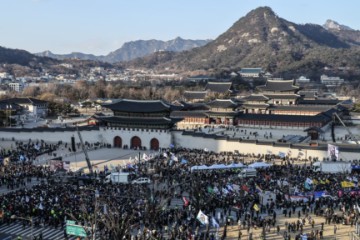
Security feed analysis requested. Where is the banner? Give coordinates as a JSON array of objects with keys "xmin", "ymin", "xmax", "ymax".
[
  {"xmin": 341, "ymin": 181, "xmax": 355, "ymax": 188},
  {"xmin": 328, "ymin": 144, "xmax": 339, "ymax": 160},
  {"xmin": 196, "ymin": 210, "xmax": 209, "ymax": 225}
]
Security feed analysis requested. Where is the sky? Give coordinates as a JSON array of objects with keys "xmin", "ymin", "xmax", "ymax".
[{"xmin": 1, "ymin": 0, "xmax": 359, "ymax": 55}]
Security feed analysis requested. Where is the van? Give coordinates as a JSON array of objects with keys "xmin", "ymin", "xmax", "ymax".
[{"xmin": 238, "ymin": 168, "xmax": 257, "ymax": 178}]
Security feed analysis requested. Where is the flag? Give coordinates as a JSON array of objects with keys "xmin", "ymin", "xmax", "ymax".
[
  {"xmin": 287, "ymin": 149, "xmax": 292, "ymax": 156},
  {"xmin": 255, "ymin": 184, "xmax": 263, "ymax": 193},
  {"xmin": 278, "ymin": 152, "xmax": 286, "ymax": 158},
  {"xmin": 207, "ymin": 186, "xmax": 214, "ymax": 194},
  {"xmin": 169, "ymin": 143, "xmax": 174, "ymax": 148},
  {"xmin": 103, "ymin": 204, "xmax": 108, "ymax": 214},
  {"xmin": 196, "ymin": 210, "xmax": 209, "ymax": 225},
  {"xmin": 305, "ymin": 178, "xmax": 313, "ymax": 185},
  {"xmin": 182, "ymin": 197, "xmax": 190, "ymax": 207},
  {"xmin": 181, "ymin": 159, "xmax": 188, "ymax": 164},
  {"xmin": 341, "ymin": 181, "xmax": 355, "ymax": 188},
  {"xmin": 328, "ymin": 144, "xmax": 339, "ymax": 160},
  {"xmin": 142, "ymin": 153, "xmax": 149, "ymax": 161},
  {"xmin": 211, "ymin": 217, "xmax": 219, "ymax": 228},
  {"xmin": 253, "ymin": 204, "xmax": 260, "ymax": 212}
]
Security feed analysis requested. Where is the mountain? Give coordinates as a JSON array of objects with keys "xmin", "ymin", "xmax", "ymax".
[
  {"xmin": 323, "ymin": 19, "xmax": 360, "ymax": 46},
  {"xmin": 323, "ymin": 19, "xmax": 353, "ymax": 31},
  {"xmin": 36, "ymin": 50, "xmax": 101, "ymax": 61},
  {"xmin": 36, "ymin": 37, "xmax": 211, "ymax": 63},
  {"xmin": 127, "ymin": 7, "xmax": 360, "ymax": 78},
  {"xmin": 0, "ymin": 46, "xmax": 57, "ymax": 66}
]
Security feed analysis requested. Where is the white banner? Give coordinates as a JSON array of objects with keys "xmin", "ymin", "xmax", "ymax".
[{"xmin": 328, "ymin": 144, "xmax": 339, "ymax": 160}]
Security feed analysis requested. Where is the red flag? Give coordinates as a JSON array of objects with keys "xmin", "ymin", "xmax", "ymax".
[
  {"xmin": 241, "ymin": 185, "xmax": 249, "ymax": 192},
  {"xmin": 182, "ymin": 196, "xmax": 190, "ymax": 207}
]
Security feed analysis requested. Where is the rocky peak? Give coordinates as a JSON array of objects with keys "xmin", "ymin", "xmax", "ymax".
[{"xmin": 323, "ymin": 19, "xmax": 353, "ymax": 31}]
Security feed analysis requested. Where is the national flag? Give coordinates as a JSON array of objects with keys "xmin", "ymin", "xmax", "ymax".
[
  {"xmin": 182, "ymin": 197, "xmax": 190, "ymax": 207},
  {"xmin": 211, "ymin": 217, "xmax": 219, "ymax": 228},
  {"xmin": 196, "ymin": 210, "xmax": 209, "ymax": 225},
  {"xmin": 255, "ymin": 184, "xmax": 263, "ymax": 193},
  {"xmin": 253, "ymin": 204, "xmax": 260, "ymax": 212},
  {"xmin": 180, "ymin": 158, "xmax": 188, "ymax": 164},
  {"xmin": 305, "ymin": 178, "xmax": 313, "ymax": 185}
]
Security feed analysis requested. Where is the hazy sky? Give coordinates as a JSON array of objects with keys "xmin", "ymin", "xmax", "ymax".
[{"xmin": 1, "ymin": 0, "xmax": 358, "ymax": 55}]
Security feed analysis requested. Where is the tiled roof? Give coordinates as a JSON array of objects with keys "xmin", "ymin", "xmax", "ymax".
[
  {"xmin": 241, "ymin": 103, "xmax": 270, "ymax": 109},
  {"xmin": 0, "ymin": 102, "xmax": 21, "ymax": 110},
  {"xmin": 241, "ymin": 94, "xmax": 269, "ymax": 102},
  {"xmin": 297, "ymin": 99, "xmax": 340, "ymax": 105},
  {"xmin": 268, "ymin": 105, "xmax": 331, "ymax": 112},
  {"xmin": 0, "ymin": 98, "xmax": 48, "ymax": 105},
  {"xmin": 183, "ymin": 91, "xmax": 207, "ymax": 100},
  {"xmin": 170, "ymin": 110, "xmax": 208, "ymax": 118},
  {"xmin": 240, "ymin": 68, "xmax": 262, "ymax": 74},
  {"xmin": 264, "ymin": 94, "xmax": 300, "ymax": 99},
  {"xmin": 104, "ymin": 116, "xmax": 175, "ymax": 125},
  {"xmin": 205, "ymin": 82, "xmax": 232, "ymax": 93},
  {"xmin": 298, "ymin": 91, "xmax": 318, "ymax": 99},
  {"xmin": 257, "ymin": 80, "xmax": 299, "ymax": 92},
  {"xmin": 103, "ymin": 99, "xmax": 171, "ymax": 113},
  {"xmin": 237, "ymin": 113, "xmax": 330, "ymax": 123},
  {"xmin": 206, "ymin": 99, "xmax": 238, "ymax": 108}
]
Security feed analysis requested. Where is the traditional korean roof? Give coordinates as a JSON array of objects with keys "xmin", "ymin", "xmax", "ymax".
[
  {"xmin": 207, "ymin": 111, "xmax": 238, "ymax": 117},
  {"xmin": 104, "ymin": 116, "xmax": 175, "ymax": 125},
  {"xmin": 241, "ymin": 103, "xmax": 270, "ymax": 109},
  {"xmin": 241, "ymin": 94, "xmax": 269, "ymax": 102},
  {"xmin": 298, "ymin": 91, "xmax": 318, "ymax": 99},
  {"xmin": 178, "ymin": 101, "xmax": 209, "ymax": 111},
  {"xmin": 170, "ymin": 110, "xmax": 208, "ymax": 119},
  {"xmin": 237, "ymin": 113, "xmax": 330, "ymax": 123},
  {"xmin": 257, "ymin": 80, "xmax": 299, "ymax": 92},
  {"xmin": 183, "ymin": 91, "xmax": 207, "ymax": 100},
  {"xmin": 103, "ymin": 99, "xmax": 171, "ymax": 113},
  {"xmin": 240, "ymin": 68, "xmax": 262, "ymax": 74},
  {"xmin": 0, "ymin": 102, "xmax": 21, "ymax": 111},
  {"xmin": 205, "ymin": 82, "xmax": 233, "ymax": 93},
  {"xmin": 0, "ymin": 97, "xmax": 48, "ymax": 106},
  {"xmin": 268, "ymin": 105, "xmax": 331, "ymax": 112},
  {"xmin": 297, "ymin": 99, "xmax": 340, "ymax": 105},
  {"xmin": 206, "ymin": 99, "xmax": 238, "ymax": 109},
  {"xmin": 264, "ymin": 94, "xmax": 300, "ymax": 99}
]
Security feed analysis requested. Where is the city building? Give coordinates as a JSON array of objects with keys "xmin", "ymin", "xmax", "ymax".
[
  {"xmin": 320, "ymin": 74, "xmax": 344, "ymax": 87},
  {"xmin": 239, "ymin": 68, "xmax": 263, "ymax": 78},
  {"xmin": 0, "ymin": 98, "xmax": 49, "ymax": 117}
]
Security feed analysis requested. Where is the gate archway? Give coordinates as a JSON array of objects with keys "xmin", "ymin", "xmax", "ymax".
[
  {"xmin": 150, "ymin": 138, "xmax": 159, "ymax": 150},
  {"xmin": 113, "ymin": 136, "xmax": 122, "ymax": 148},
  {"xmin": 131, "ymin": 136, "xmax": 142, "ymax": 149}
]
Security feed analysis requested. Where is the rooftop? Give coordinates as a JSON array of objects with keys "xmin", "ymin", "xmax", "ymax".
[
  {"xmin": 103, "ymin": 99, "xmax": 171, "ymax": 113},
  {"xmin": 205, "ymin": 81, "xmax": 233, "ymax": 93},
  {"xmin": 257, "ymin": 79, "xmax": 299, "ymax": 92}
]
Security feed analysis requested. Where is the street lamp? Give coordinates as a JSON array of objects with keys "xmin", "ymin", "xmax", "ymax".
[{"xmin": 11, "ymin": 215, "xmax": 33, "ymax": 239}]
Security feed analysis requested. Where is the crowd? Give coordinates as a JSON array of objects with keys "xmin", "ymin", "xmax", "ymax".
[{"xmin": 0, "ymin": 146, "xmax": 359, "ymax": 239}]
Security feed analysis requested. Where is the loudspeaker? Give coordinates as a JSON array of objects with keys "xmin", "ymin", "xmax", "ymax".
[{"xmin": 71, "ymin": 136, "xmax": 76, "ymax": 152}]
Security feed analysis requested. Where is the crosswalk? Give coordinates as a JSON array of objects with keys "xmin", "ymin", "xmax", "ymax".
[{"xmin": 0, "ymin": 222, "xmax": 101, "ymax": 240}]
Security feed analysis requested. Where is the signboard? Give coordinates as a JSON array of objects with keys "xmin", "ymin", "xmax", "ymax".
[{"xmin": 66, "ymin": 221, "xmax": 87, "ymax": 237}]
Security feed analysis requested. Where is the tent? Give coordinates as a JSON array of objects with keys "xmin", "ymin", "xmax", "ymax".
[
  {"xmin": 248, "ymin": 162, "xmax": 272, "ymax": 168},
  {"xmin": 225, "ymin": 163, "xmax": 244, "ymax": 169},
  {"xmin": 209, "ymin": 164, "xmax": 228, "ymax": 170},
  {"xmin": 190, "ymin": 165, "xmax": 209, "ymax": 171}
]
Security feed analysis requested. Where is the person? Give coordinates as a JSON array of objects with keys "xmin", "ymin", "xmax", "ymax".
[{"xmin": 334, "ymin": 224, "xmax": 337, "ymax": 235}]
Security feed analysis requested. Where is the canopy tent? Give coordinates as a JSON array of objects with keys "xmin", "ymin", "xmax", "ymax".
[
  {"xmin": 191, "ymin": 163, "xmax": 245, "ymax": 172},
  {"xmin": 248, "ymin": 162, "xmax": 272, "ymax": 168}
]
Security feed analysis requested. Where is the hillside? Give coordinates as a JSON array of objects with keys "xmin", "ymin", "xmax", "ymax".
[
  {"xmin": 36, "ymin": 37, "xmax": 211, "ymax": 63},
  {"xmin": 324, "ymin": 19, "xmax": 360, "ymax": 46},
  {"xmin": 125, "ymin": 7, "xmax": 360, "ymax": 78}
]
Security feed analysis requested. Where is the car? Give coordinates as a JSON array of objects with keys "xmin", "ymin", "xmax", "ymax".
[{"xmin": 132, "ymin": 177, "xmax": 151, "ymax": 184}]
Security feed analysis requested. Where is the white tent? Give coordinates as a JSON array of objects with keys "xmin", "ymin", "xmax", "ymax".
[
  {"xmin": 248, "ymin": 162, "xmax": 272, "ymax": 168},
  {"xmin": 190, "ymin": 165, "xmax": 209, "ymax": 171},
  {"xmin": 209, "ymin": 164, "xmax": 227, "ymax": 170},
  {"xmin": 225, "ymin": 163, "xmax": 245, "ymax": 169}
]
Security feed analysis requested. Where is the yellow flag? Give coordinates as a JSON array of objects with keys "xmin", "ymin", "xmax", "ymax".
[
  {"xmin": 253, "ymin": 204, "xmax": 260, "ymax": 212},
  {"xmin": 341, "ymin": 181, "xmax": 355, "ymax": 188}
]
